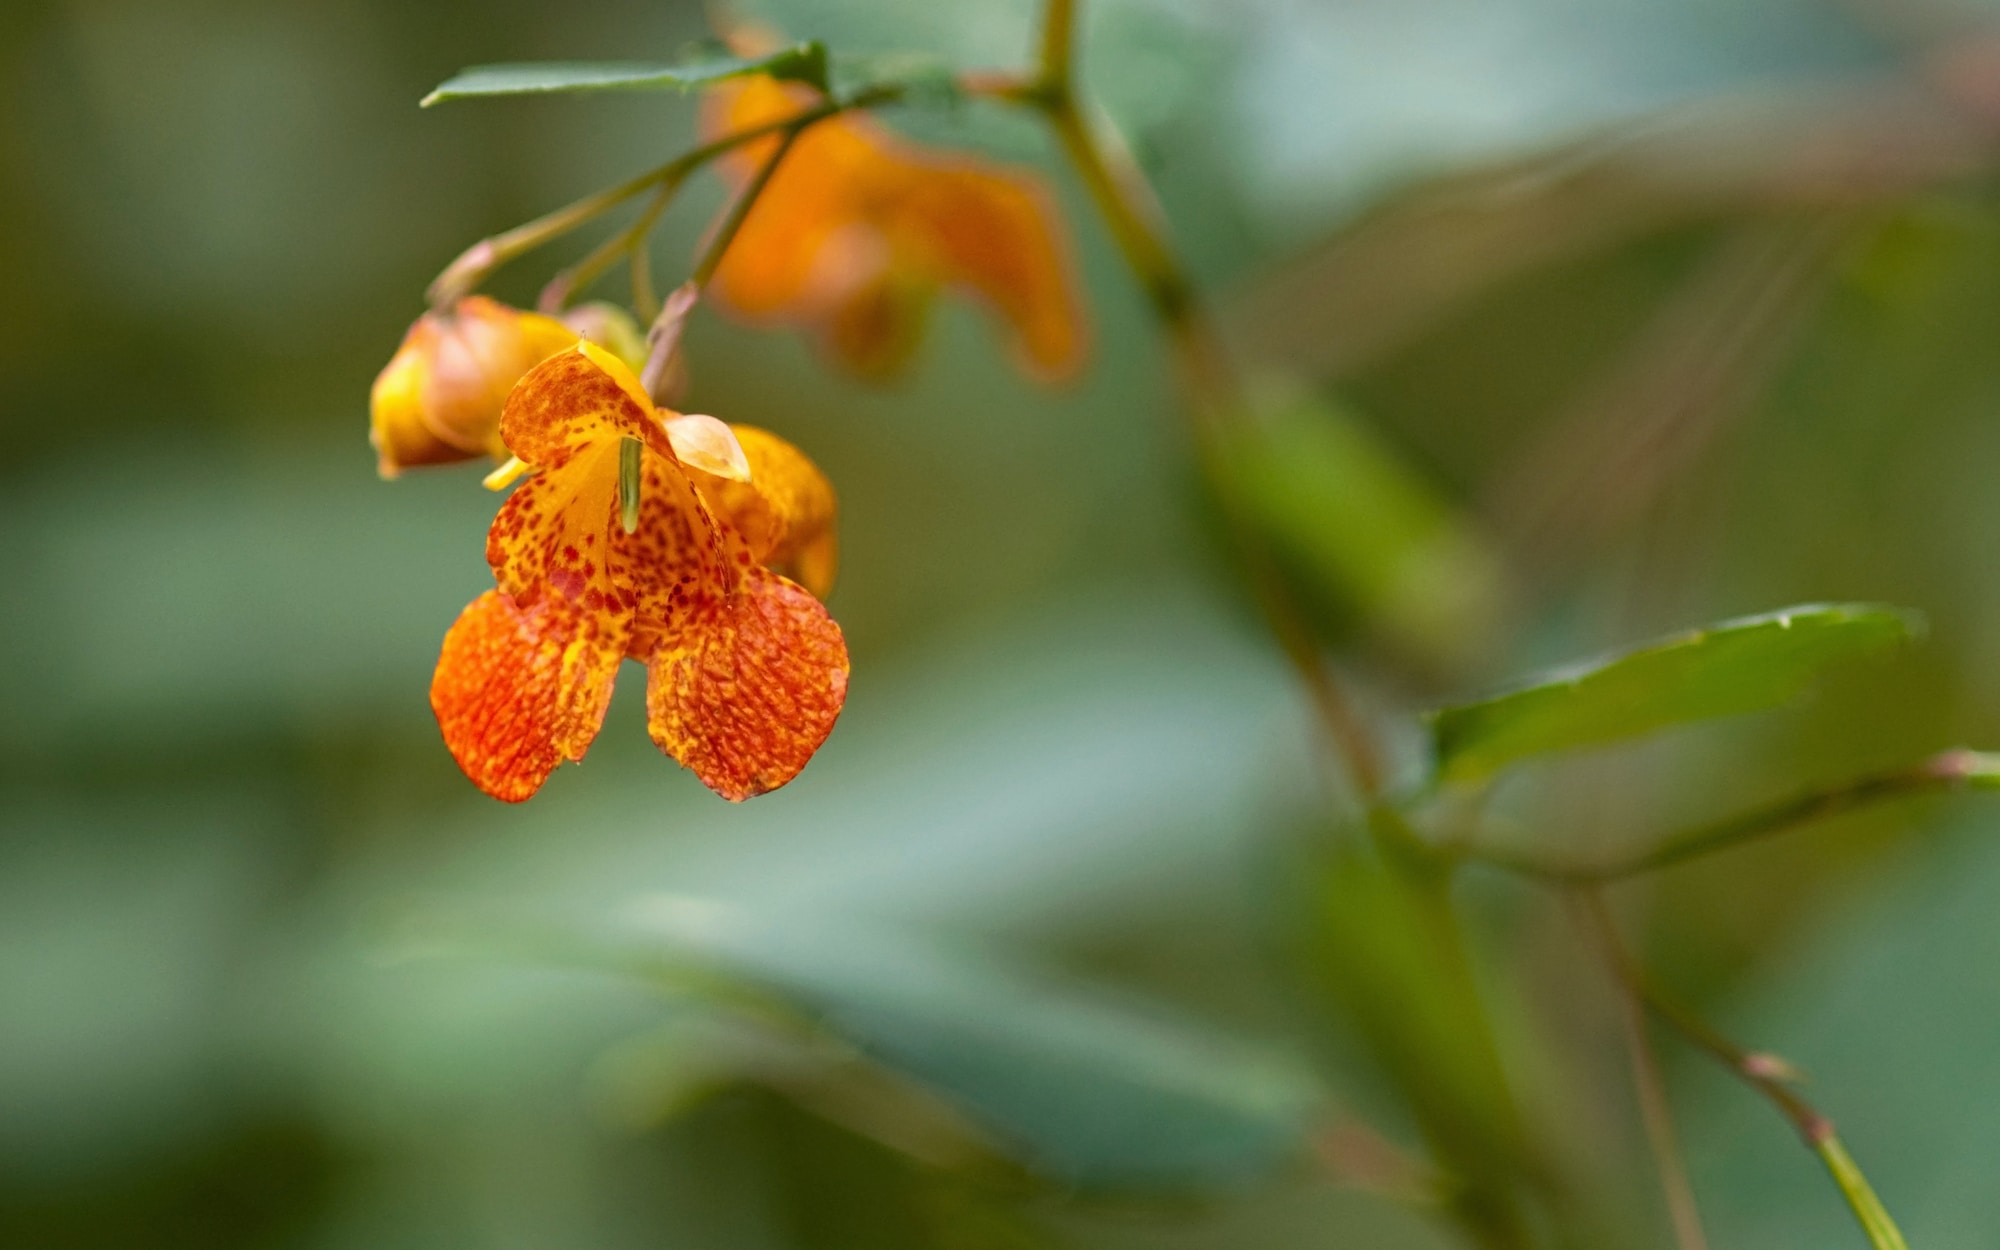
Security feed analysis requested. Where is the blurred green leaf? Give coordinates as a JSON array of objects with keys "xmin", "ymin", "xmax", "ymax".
[
  {"xmin": 594, "ymin": 896, "xmax": 1322, "ymax": 1191},
  {"xmin": 420, "ymin": 43, "xmax": 829, "ymax": 106},
  {"xmin": 1215, "ymin": 389, "xmax": 1510, "ymax": 673},
  {"xmin": 1228, "ymin": 85, "xmax": 1986, "ymax": 384},
  {"xmin": 1430, "ymin": 604, "xmax": 1919, "ymax": 782}
]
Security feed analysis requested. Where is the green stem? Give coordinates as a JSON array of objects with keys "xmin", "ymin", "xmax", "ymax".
[
  {"xmin": 1579, "ymin": 894, "xmax": 1911, "ymax": 1250},
  {"xmin": 689, "ymin": 124, "xmax": 801, "ymax": 288},
  {"xmin": 540, "ymin": 176, "xmax": 684, "ymax": 314},
  {"xmin": 630, "ymin": 229, "xmax": 660, "ymax": 323},
  {"xmin": 1021, "ymin": 7, "xmax": 1540, "ymax": 1246},
  {"xmin": 428, "ymin": 166, "xmax": 668, "ymax": 308},
  {"xmin": 426, "ymin": 87, "xmax": 903, "ymax": 308},
  {"xmin": 1817, "ymin": 1137, "xmax": 1912, "ymax": 1250},
  {"xmin": 1042, "ymin": 106, "xmax": 1211, "ymax": 386},
  {"xmin": 632, "ymin": 115, "xmax": 808, "ymax": 400},
  {"xmin": 1469, "ymin": 749, "xmax": 2000, "ymax": 882},
  {"xmin": 1025, "ymin": 0, "xmax": 1387, "ymax": 798},
  {"xmin": 1038, "ymin": 0, "xmax": 1076, "ymax": 85},
  {"xmin": 1574, "ymin": 893, "xmax": 1708, "ymax": 1250}
]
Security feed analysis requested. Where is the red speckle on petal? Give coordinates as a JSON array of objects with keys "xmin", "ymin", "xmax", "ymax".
[
  {"xmin": 645, "ymin": 567, "xmax": 848, "ymax": 800},
  {"xmin": 431, "ymin": 590, "xmax": 624, "ymax": 802}
]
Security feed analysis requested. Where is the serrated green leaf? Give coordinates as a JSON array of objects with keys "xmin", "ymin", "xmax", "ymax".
[
  {"xmin": 1429, "ymin": 604, "xmax": 1920, "ymax": 781},
  {"xmin": 420, "ymin": 43, "xmax": 828, "ymax": 107},
  {"xmin": 598, "ymin": 897, "xmax": 1322, "ymax": 1191}
]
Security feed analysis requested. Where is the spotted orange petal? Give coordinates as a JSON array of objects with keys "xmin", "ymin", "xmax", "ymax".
[
  {"xmin": 486, "ymin": 345, "xmax": 677, "ymax": 613},
  {"xmin": 619, "ymin": 440, "xmax": 747, "ymax": 659},
  {"xmin": 431, "ymin": 589, "xmax": 624, "ymax": 802},
  {"xmin": 644, "ymin": 566, "xmax": 850, "ymax": 800},
  {"xmin": 497, "ymin": 342, "xmax": 665, "ymax": 469},
  {"xmin": 686, "ymin": 425, "xmax": 839, "ymax": 599}
]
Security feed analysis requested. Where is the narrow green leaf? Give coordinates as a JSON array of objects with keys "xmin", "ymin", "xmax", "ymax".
[
  {"xmin": 1430, "ymin": 604, "xmax": 1920, "ymax": 782},
  {"xmin": 421, "ymin": 43, "xmax": 828, "ymax": 107},
  {"xmin": 598, "ymin": 897, "xmax": 1322, "ymax": 1191}
]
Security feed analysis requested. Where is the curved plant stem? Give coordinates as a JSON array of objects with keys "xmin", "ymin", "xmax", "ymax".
[
  {"xmin": 540, "ymin": 176, "xmax": 684, "ymax": 314},
  {"xmin": 1621, "ymin": 990, "xmax": 1710, "ymax": 1250},
  {"xmin": 1022, "ymin": 0, "xmax": 1387, "ymax": 800},
  {"xmin": 637, "ymin": 109, "xmax": 807, "ymax": 397},
  {"xmin": 689, "ymin": 125, "xmax": 801, "ymax": 288},
  {"xmin": 1818, "ymin": 1137, "xmax": 1912, "ymax": 1250},
  {"xmin": 1039, "ymin": 0, "xmax": 1076, "ymax": 84},
  {"xmin": 1577, "ymin": 892, "xmax": 1910, "ymax": 1250},
  {"xmin": 426, "ymin": 85, "xmax": 904, "ymax": 309},
  {"xmin": 1573, "ymin": 894, "xmax": 1709, "ymax": 1250},
  {"xmin": 1013, "ymin": 5, "xmax": 1543, "ymax": 1249},
  {"xmin": 630, "ymin": 228, "xmax": 660, "ymax": 323},
  {"xmin": 428, "ymin": 164, "xmax": 677, "ymax": 308},
  {"xmin": 1468, "ymin": 748, "xmax": 2000, "ymax": 883}
]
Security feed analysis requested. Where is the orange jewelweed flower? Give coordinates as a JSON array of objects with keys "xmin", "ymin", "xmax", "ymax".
[
  {"xmin": 701, "ymin": 71, "xmax": 1088, "ymax": 382},
  {"xmin": 429, "ymin": 341, "xmax": 848, "ymax": 802},
  {"xmin": 370, "ymin": 296, "xmax": 581, "ymax": 478}
]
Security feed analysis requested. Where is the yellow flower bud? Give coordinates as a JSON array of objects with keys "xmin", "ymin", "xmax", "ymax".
[{"xmin": 369, "ymin": 296, "xmax": 579, "ymax": 479}]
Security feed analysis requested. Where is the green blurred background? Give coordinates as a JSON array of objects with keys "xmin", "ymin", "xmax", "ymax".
[{"xmin": 7, "ymin": 0, "xmax": 2000, "ymax": 1246}]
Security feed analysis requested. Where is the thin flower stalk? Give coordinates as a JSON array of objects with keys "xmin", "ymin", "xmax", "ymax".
[
  {"xmin": 1578, "ymin": 892, "xmax": 1910, "ymax": 1250},
  {"xmin": 429, "ymin": 86, "xmax": 908, "ymax": 310},
  {"xmin": 1467, "ymin": 748, "xmax": 2000, "ymax": 883}
]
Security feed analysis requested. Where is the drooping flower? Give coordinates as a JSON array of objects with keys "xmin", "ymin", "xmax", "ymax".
[
  {"xmin": 700, "ymin": 63, "xmax": 1087, "ymax": 382},
  {"xmin": 370, "ymin": 297, "xmax": 646, "ymax": 478},
  {"xmin": 429, "ymin": 341, "xmax": 848, "ymax": 802}
]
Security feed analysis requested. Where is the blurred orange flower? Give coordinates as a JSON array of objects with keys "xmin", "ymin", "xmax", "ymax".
[
  {"xmin": 701, "ymin": 71, "xmax": 1087, "ymax": 382},
  {"xmin": 430, "ymin": 342, "xmax": 848, "ymax": 802}
]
